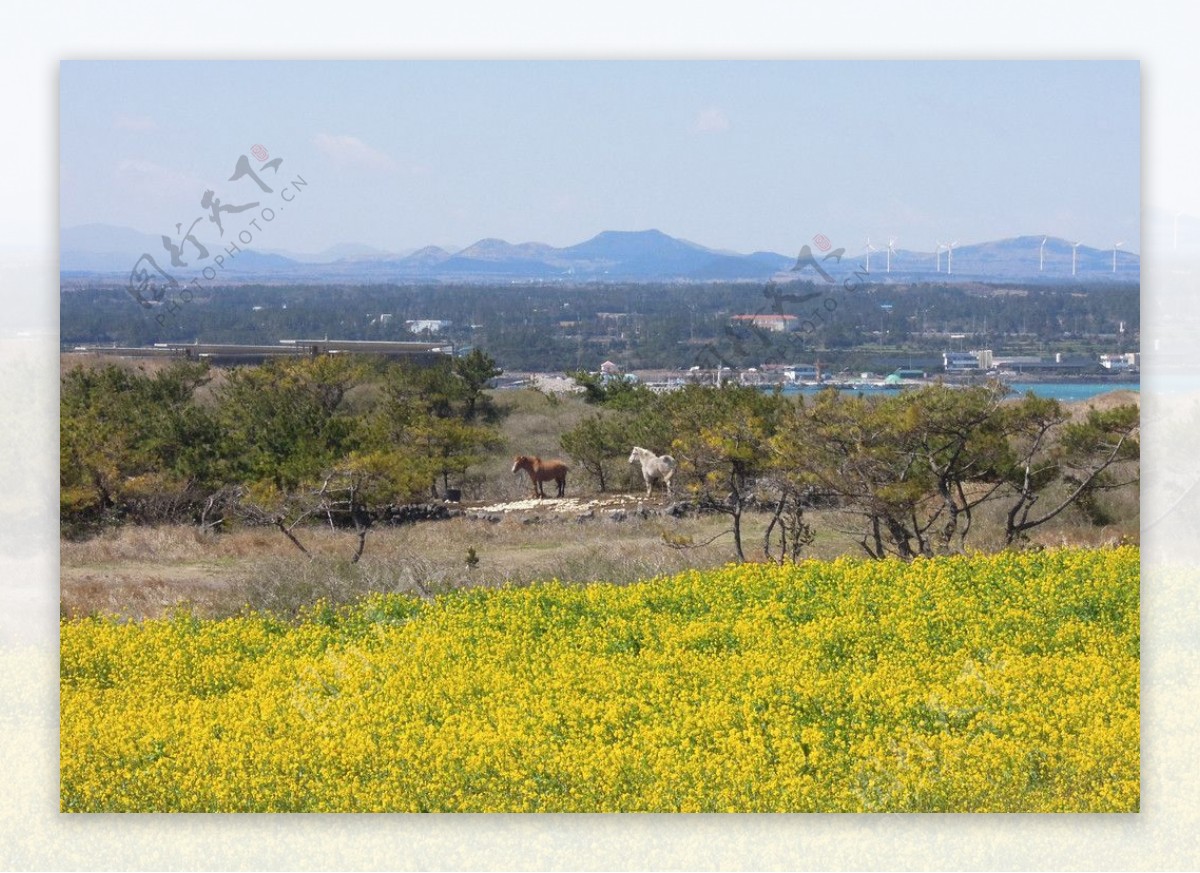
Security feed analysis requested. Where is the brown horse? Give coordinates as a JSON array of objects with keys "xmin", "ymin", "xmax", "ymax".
[{"xmin": 512, "ymin": 455, "xmax": 569, "ymax": 498}]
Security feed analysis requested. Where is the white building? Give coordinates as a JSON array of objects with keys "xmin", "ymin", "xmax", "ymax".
[
  {"xmin": 782, "ymin": 364, "xmax": 820, "ymax": 383},
  {"xmin": 1100, "ymin": 352, "xmax": 1140, "ymax": 371},
  {"xmin": 730, "ymin": 314, "xmax": 799, "ymax": 333},
  {"xmin": 943, "ymin": 350, "xmax": 992, "ymax": 372},
  {"xmin": 406, "ymin": 319, "xmax": 452, "ymax": 334}
]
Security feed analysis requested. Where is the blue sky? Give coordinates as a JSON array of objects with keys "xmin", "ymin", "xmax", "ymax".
[{"xmin": 59, "ymin": 60, "xmax": 1140, "ymax": 256}]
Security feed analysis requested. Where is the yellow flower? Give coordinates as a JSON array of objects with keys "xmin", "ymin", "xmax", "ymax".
[{"xmin": 60, "ymin": 547, "xmax": 1139, "ymax": 813}]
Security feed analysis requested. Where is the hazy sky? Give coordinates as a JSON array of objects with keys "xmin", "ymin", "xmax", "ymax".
[{"xmin": 59, "ymin": 60, "xmax": 1140, "ymax": 256}]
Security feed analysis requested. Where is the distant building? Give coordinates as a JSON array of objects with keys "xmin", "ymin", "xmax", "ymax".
[
  {"xmin": 991, "ymin": 352, "xmax": 1096, "ymax": 374},
  {"xmin": 406, "ymin": 319, "xmax": 452, "ymax": 334},
  {"xmin": 782, "ymin": 364, "xmax": 820, "ymax": 382},
  {"xmin": 730, "ymin": 314, "xmax": 799, "ymax": 333},
  {"xmin": 991, "ymin": 355, "xmax": 1041, "ymax": 369},
  {"xmin": 943, "ymin": 350, "xmax": 992, "ymax": 372},
  {"xmin": 600, "ymin": 360, "xmax": 620, "ymax": 375},
  {"xmin": 1100, "ymin": 352, "xmax": 1140, "ymax": 371}
]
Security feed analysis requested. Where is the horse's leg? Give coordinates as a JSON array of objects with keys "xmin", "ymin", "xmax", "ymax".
[{"xmin": 557, "ymin": 475, "xmax": 565, "ymax": 497}]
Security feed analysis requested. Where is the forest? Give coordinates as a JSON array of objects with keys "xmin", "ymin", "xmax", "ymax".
[{"xmin": 60, "ymin": 279, "xmax": 1140, "ymax": 373}]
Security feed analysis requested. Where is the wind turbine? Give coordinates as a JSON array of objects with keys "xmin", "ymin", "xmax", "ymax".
[
  {"xmin": 1039, "ymin": 236, "xmax": 1048, "ymax": 272},
  {"xmin": 886, "ymin": 238, "xmax": 897, "ymax": 273},
  {"xmin": 864, "ymin": 237, "xmax": 876, "ymax": 273},
  {"xmin": 935, "ymin": 241, "xmax": 944, "ymax": 272},
  {"xmin": 1071, "ymin": 241, "xmax": 1083, "ymax": 276},
  {"xmin": 945, "ymin": 240, "xmax": 958, "ymax": 275},
  {"xmin": 1112, "ymin": 241, "xmax": 1124, "ymax": 273}
]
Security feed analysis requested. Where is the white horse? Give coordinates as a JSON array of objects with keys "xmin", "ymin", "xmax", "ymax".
[{"xmin": 628, "ymin": 446, "xmax": 676, "ymax": 498}]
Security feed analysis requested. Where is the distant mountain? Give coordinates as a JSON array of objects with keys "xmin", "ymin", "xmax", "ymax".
[
  {"xmin": 554, "ymin": 229, "xmax": 733, "ymax": 278},
  {"xmin": 455, "ymin": 238, "xmax": 558, "ymax": 262},
  {"xmin": 399, "ymin": 245, "xmax": 453, "ymax": 268},
  {"xmin": 830, "ymin": 236, "xmax": 1139, "ymax": 283},
  {"xmin": 437, "ymin": 238, "xmax": 563, "ymax": 276},
  {"xmin": 563, "ymin": 228, "xmax": 703, "ymax": 260},
  {"xmin": 61, "ymin": 223, "xmax": 163, "ymax": 253},
  {"xmin": 691, "ymin": 250, "xmax": 794, "ymax": 280},
  {"xmin": 61, "ymin": 224, "xmax": 168, "ymax": 273},
  {"xmin": 218, "ymin": 250, "xmax": 305, "ymax": 272},
  {"xmin": 58, "ymin": 224, "xmax": 1140, "ymax": 285}
]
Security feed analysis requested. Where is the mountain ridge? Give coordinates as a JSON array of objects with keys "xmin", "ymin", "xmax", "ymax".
[{"xmin": 60, "ymin": 225, "xmax": 1141, "ymax": 284}]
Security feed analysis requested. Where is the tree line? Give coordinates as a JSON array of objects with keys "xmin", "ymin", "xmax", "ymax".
[
  {"xmin": 61, "ymin": 280, "xmax": 1140, "ymax": 373},
  {"xmin": 558, "ymin": 377, "xmax": 1139, "ymax": 562},
  {"xmin": 60, "ymin": 350, "xmax": 502, "ymax": 556},
  {"xmin": 61, "ymin": 351, "xmax": 1138, "ymax": 564}
]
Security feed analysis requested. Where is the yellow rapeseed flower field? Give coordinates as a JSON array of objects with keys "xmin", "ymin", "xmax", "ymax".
[{"xmin": 60, "ymin": 547, "xmax": 1139, "ymax": 812}]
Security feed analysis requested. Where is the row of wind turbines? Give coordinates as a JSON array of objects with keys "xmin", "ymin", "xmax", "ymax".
[{"xmin": 860, "ymin": 236, "xmax": 1128, "ymax": 276}]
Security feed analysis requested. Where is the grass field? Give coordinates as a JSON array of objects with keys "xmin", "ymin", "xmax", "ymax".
[
  {"xmin": 60, "ymin": 546, "xmax": 1139, "ymax": 812},
  {"xmin": 57, "ymin": 385, "xmax": 1141, "ymax": 813}
]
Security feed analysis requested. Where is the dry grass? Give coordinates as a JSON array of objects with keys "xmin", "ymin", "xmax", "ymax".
[
  {"xmin": 473, "ymin": 389, "xmax": 596, "ymax": 501},
  {"xmin": 58, "ymin": 385, "xmax": 1140, "ymax": 622},
  {"xmin": 59, "ymin": 477, "xmax": 1138, "ymax": 623},
  {"xmin": 61, "ymin": 510, "xmax": 750, "ymax": 621},
  {"xmin": 1066, "ymin": 389, "xmax": 1140, "ymax": 417}
]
